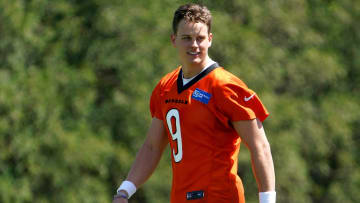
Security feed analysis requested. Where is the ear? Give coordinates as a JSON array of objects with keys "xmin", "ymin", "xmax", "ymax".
[
  {"xmin": 170, "ymin": 34, "xmax": 176, "ymax": 47},
  {"xmin": 208, "ymin": 33, "xmax": 213, "ymax": 47}
]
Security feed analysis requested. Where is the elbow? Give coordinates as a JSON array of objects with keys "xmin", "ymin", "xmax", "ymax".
[{"xmin": 253, "ymin": 140, "xmax": 272, "ymax": 159}]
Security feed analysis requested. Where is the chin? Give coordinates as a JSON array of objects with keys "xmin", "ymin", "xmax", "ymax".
[{"xmin": 188, "ymin": 58, "xmax": 203, "ymax": 65}]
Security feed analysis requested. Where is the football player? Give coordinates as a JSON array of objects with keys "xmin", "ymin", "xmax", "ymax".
[{"xmin": 114, "ymin": 3, "xmax": 276, "ymax": 203}]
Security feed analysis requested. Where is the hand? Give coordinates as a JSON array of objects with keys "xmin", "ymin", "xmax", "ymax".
[{"xmin": 112, "ymin": 196, "xmax": 128, "ymax": 203}]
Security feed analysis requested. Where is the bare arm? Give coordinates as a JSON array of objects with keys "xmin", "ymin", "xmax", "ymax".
[
  {"xmin": 126, "ymin": 117, "xmax": 168, "ymax": 186},
  {"xmin": 113, "ymin": 118, "xmax": 168, "ymax": 203},
  {"xmin": 232, "ymin": 118, "xmax": 275, "ymax": 192}
]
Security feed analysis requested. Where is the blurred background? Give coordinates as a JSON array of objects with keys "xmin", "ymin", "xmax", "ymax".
[{"xmin": 0, "ymin": 0, "xmax": 359, "ymax": 202}]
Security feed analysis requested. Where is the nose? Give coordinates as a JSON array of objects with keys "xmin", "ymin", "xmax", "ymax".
[{"xmin": 190, "ymin": 38, "xmax": 199, "ymax": 48}]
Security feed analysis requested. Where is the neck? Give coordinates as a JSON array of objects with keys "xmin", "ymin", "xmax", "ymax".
[{"xmin": 182, "ymin": 57, "xmax": 212, "ymax": 79}]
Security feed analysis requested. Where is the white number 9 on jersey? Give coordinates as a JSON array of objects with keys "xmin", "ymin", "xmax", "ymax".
[{"xmin": 166, "ymin": 109, "xmax": 183, "ymax": 163}]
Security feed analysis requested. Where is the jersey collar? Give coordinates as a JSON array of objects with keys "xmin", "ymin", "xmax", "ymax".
[{"xmin": 177, "ymin": 62, "xmax": 219, "ymax": 94}]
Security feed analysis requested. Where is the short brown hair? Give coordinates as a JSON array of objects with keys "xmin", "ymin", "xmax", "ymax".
[{"xmin": 172, "ymin": 3, "xmax": 212, "ymax": 34}]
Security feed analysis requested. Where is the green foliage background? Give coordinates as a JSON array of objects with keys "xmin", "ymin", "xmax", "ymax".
[{"xmin": 0, "ymin": 0, "xmax": 359, "ymax": 202}]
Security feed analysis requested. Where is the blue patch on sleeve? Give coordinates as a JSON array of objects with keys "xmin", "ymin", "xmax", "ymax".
[{"xmin": 192, "ymin": 88, "xmax": 211, "ymax": 104}]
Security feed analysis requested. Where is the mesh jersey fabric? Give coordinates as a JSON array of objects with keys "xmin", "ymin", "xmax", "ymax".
[{"xmin": 150, "ymin": 65, "xmax": 269, "ymax": 203}]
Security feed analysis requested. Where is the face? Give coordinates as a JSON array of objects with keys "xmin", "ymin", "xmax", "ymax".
[{"xmin": 171, "ymin": 20, "xmax": 212, "ymax": 69}]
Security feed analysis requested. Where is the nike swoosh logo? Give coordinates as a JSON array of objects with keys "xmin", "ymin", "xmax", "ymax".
[{"xmin": 244, "ymin": 93, "xmax": 256, "ymax": 102}]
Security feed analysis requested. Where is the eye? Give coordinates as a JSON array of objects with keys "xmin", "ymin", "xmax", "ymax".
[
  {"xmin": 182, "ymin": 36, "xmax": 191, "ymax": 41},
  {"xmin": 197, "ymin": 36, "xmax": 206, "ymax": 41}
]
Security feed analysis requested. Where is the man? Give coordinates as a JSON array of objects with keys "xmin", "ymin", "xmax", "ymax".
[{"xmin": 113, "ymin": 3, "xmax": 276, "ymax": 203}]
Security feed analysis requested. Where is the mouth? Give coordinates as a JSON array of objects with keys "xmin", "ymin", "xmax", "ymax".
[{"xmin": 187, "ymin": 51, "xmax": 200, "ymax": 56}]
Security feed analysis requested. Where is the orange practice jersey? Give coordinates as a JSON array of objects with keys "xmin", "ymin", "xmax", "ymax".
[{"xmin": 150, "ymin": 63, "xmax": 269, "ymax": 203}]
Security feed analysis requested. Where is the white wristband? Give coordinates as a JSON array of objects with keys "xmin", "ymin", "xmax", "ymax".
[
  {"xmin": 259, "ymin": 191, "xmax": 276, "ymax": 203},
  {"xmin": 117, "ymin": 180, "xmax": 137, "ymax": 199}
]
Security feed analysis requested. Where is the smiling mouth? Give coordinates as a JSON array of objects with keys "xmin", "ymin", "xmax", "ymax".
[{"xmin": 187, "ymin": 51, "xmax": 200, "ymax": 56}]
